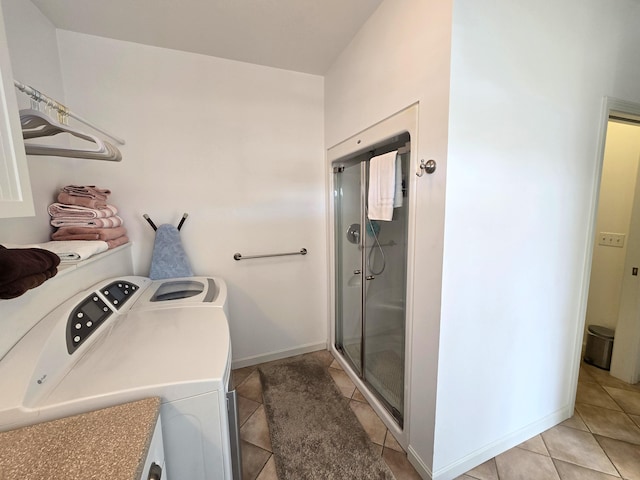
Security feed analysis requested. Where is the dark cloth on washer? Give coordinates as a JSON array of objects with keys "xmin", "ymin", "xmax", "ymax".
[{"xmin": 0, "ymin": 245, "xmax": 60, "ymax": 299}]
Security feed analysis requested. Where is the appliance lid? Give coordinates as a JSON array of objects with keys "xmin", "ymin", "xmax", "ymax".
[
  {"xmin": 151, "ymin": 280, "xmax": 207, "ymax": 301},
  {"xmin": 130, "ymin": 277, "xmax": 227, "ymax": 311},
  {"xmin": 36, "ymin": 307, "xmax": 231, "ymax": 407}
]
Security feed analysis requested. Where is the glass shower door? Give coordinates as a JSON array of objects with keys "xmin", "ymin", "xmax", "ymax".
[
  {"xmin": 363, "ymin": 152, "xmax": 408, "ymax": 425},
  {"xmin": 334, "ymin": 162, "xmax": 364, "ymax": 375},
  {"xmin": 334, "ymin": 145, "xmax": 409, "ymax": 427}
]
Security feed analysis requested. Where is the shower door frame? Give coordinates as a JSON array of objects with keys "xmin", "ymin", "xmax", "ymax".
[{"xmin": 326, "ymin": 104, "xmax": 419, "ymax": 449}]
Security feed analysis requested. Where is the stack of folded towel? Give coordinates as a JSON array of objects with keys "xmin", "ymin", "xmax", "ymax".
[
  {"xmin": 0, "ymin": 245, "xmax": 60, "ymax": 299},
  {"xmin": 48, "ymin": 185, "xmax": 129, "ymax": 249}
]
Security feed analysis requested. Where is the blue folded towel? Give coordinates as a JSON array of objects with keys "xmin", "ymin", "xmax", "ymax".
[{"xmin": 149, "ymin": 224, "xmax": 193, "ymax": 280}]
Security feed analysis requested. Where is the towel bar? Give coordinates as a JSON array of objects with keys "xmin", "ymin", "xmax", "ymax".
[{"xmin": 233, "ymin": 248, "xmax": 307, "ymax": 261}]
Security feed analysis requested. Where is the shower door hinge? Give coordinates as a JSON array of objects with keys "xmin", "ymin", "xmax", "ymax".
[{"xmin": 333, "ymin": 166, "xmax": 345, "ymax": 173}]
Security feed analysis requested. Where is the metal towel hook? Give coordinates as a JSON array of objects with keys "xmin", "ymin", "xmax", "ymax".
[
  {"xmin": 177, "ymin": 213, "xmax": 189, "ymax": 231},
  {"xmin": 143, "ymin": 213, "xmax": 189, "ymax": 231},
  {"xmin": 143, "ymin": 214, "xmax": 157, "ymax": 231},
  {"xmin": 416, "ymin": 159, "xmax": 436, "ymax": 177}
]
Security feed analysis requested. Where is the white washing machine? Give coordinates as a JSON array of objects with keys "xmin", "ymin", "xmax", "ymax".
[
  {"xmin": 0, "ymin": 275, "xmax": 241, "ymax": 480},
  {"xmin": 126, "ymin": 276, "xmax": 229, "ymax": 315}
]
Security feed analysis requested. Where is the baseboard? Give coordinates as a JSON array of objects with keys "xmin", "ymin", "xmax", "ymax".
[
  {"xmin": 431, "ymin": 405, "xmax": 573, "ymax": 480},
  {"xmin": 407, "ymin": 446, "xmax": 433, "ymax": 479},
  {"xmin": 231, "ymin": 341, "xmax": 329, "ymax": 369}
]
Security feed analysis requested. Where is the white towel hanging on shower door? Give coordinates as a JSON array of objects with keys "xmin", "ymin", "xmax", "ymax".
[{"xmin": 367, "ymin": 150, "xmax": 398, "ymax": 221}]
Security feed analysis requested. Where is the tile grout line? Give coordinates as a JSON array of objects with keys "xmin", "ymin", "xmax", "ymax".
[
  {"xmin": 589, "ymin": 369, "xmax": 626, "ymax": 479},
  {"xmin": 591, "ymin": 435, "xmax": 623, "ymax": 479},
  {"xmin": 535, "ymin": 428, "xmax": 560, "ymax": 480}
]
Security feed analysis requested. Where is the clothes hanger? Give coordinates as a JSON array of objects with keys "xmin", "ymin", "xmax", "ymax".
[
  {"xmin": 20, "ymin": 109, "xmax": 121, "ymax": 161},
  {"xmin": 19, "ymin": 109, "xmax": 122, "ymax": 162}
]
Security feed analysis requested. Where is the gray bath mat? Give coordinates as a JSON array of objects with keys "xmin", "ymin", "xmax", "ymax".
[{"xmin": 258, "ymin": 357, "xmax": 395, "ymax": 480}]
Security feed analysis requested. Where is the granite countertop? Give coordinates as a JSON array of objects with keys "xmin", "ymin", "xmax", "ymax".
[{"xmin": 0, "ymin": 397, "xmax": 161, "ymax": 480}]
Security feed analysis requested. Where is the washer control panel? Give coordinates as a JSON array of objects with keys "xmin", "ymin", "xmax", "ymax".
[
  {"xmin": 100, "ymin": 280, "xmax": 139, "ymax": 309},
  {"xmin": 65, "ymin": 280, "xmax": 140, "ymax": 354},
  {"xmin": 66, "ymin": 294, "xmax": 112, "ymax": 354}
]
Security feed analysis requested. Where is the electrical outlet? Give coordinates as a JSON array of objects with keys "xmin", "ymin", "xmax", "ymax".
[{"xmin": 598, "ymin": 232, "xmax": 626, "ymax": 248}]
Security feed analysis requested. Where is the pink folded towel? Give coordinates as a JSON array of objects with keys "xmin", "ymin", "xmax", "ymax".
[
  {"xmin": 57, "ymin": 192, "xmax": 107, "ymax": 209},
  {"xmin": 48, "ymin": 203, "xmax": 118, "ymax": 219},
  {"xmin": 52, "ymin": 226, "xmax": 127, "ymax": 241},
  {"xmin": 56, "ymin": 185, "xmax": 111, "ymax": 209},
  {"xmin": 61, "ymin": 185, "xmax": 111, "ymax": 200},
  {"xmin": 106, "ymin": 235, "xmax": 129, "ymax": 249},
  {"xmin": 51, "ymin": 215, "xmax": 123, "ymax": 228}
]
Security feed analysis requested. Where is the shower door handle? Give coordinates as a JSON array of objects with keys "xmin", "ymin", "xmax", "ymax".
[
  {"xmin": 366, "ymin": 275, "xmax": 375, "ymax": 281},
  {"xmin": 353, "ymin": 269, "xmax": 361, "ymax": 275}
]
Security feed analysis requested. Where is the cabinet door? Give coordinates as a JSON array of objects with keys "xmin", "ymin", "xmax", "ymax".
[{"xmin": 0, "ymin": 3, "xmax": 34, "ymax": 218}]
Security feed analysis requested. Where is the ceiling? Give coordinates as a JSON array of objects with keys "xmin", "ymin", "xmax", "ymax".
[{"xmin": 30, "ymin": 0, "xmax": 383, "ymax": 75}]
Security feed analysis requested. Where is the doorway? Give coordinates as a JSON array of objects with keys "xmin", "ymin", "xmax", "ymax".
[{"xmin": 585, "ymin": 98, "xmax": 640, "ymax": 385}]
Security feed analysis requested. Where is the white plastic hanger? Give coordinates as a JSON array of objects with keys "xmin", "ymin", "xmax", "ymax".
[{"xmin": 19, "ymin": 109, "xmax": 122, "ymax": 162}]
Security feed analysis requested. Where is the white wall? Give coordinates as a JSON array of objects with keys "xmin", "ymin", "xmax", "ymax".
[
  {"xmin": 53, "ymin": 31, "xmax": 327, "ymax": 364},
  {"xmin": 437, "ymin": 0, "xmax": 640, "ymax": 477},
  {"xmin": 328, "ymin": 0, "xmax": 640, "ymax": 478},
  {"xmin": 0, "ymin": 0, "xmax": 73, "ymax": 244},
  {"xmin": 326, "ymin": 0, "xmax": 452, "ymax": 476},
  {"xmin": 54, "ymin": 31, "xmax": 327, "ymax": 365},
  {"xmin": 586, "ymin": 121, "xmax": 640, "ymax": 332},
  {"xmin": 0, "ymin": 18, "xmax": 327, "ymax": 366}
]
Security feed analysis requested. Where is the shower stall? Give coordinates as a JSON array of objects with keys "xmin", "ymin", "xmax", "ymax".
[{"xmin": 328, "ymin": 106, "xmax": 417, "ymax": 435}]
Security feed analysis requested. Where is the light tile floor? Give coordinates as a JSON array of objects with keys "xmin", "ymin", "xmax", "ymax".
[
  {"xmin": 457, "ymin": 361, "xmax": 640, "ymax": 480},
  {"xmin": 232, "ymin": 350, "xmax": 422, "ymax": 480},
  {"xmin": 234, "ymin": 354, "xmax": 640, "ymax": 480}
]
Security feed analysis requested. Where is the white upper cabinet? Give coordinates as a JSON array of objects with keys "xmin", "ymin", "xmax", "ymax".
[{"xmin": 0, "ymin": 3, "xmax": 34, "ymax": 218}]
